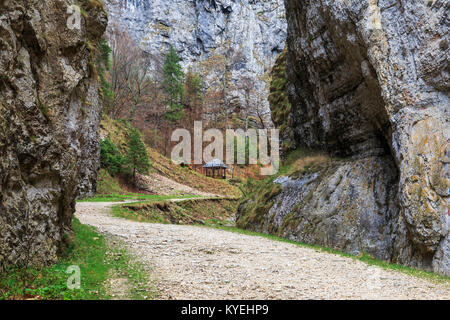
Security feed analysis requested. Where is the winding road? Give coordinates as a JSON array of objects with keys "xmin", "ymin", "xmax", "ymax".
[{"xmin": 76, "ymin": 202, "xmax": 449, "ymax": 300}]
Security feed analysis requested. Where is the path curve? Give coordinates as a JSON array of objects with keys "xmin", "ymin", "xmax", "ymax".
[{"xmin": 76, "ymin": 202, "xmax": 449, "ymax": 300}]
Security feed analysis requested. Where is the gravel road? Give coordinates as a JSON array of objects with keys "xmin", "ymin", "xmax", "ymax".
[{"xmin": 76, "ymin": 202, "xmax": 449, "ymax": 300}]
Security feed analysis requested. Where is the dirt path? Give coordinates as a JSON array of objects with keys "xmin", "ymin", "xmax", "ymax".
[{"xmin": 76, "ymin": 202, "xmax": 449, "ymax": 300}]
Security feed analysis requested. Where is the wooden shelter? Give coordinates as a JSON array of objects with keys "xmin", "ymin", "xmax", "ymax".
[{"xmin": 203, "ymin": 159, "xmax": 228, "ymax": 179}]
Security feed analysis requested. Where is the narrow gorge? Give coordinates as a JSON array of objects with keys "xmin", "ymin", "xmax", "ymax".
[{"xmin": 0, "ymin": 0, "xmax": 448, "ymax": 295}]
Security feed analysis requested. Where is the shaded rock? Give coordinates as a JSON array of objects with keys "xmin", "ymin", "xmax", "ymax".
[
  {"xmin": 239, "ymin": 157, "xmax": 399, "ymax": 261},
  {"xmin": 0, "ymin": 0, "xmax": 106, "ymax": 268}
]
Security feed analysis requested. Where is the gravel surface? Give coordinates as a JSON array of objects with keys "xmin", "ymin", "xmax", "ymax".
[{"xmin": 76, "ymin": 202, "xmax": 450, "ymax": 300}]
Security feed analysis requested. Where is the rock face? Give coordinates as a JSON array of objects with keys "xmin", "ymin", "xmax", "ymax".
[
  {"xmin": 105, "ymin": 0, "xmax": 287, "ymax": 124},
  {"xmin": 239, "ymin": 0, "xmax": 449, "ymax": 275},
  {"xmin": 0, "ymin": 0, "xmax": 106, "ymax": 268}
]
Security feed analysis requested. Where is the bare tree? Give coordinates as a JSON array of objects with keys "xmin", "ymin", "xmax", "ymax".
[
  {"xmin": 240, "ymin": 76, "xmax": 255, "ymax": 132},
  {"xmin": 106, "ymin": 24, "xmax": 157, "ymax": 122}
]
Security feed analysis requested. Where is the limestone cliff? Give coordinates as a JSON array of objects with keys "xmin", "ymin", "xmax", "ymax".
[
  {"xmin": 239, "ymin": 0, "xmax": 449, "ymax": 275},
  {"xmin": 105, "ymin": 0, "xmax": 287, "ymax": 124},
  {"xmin": 0, "ymin": 0, "xmax": 107, "ymax": 268}
]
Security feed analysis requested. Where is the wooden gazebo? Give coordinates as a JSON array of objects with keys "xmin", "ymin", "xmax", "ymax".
[{"xmin": 203, "ymin": 159, "xmax": 228, "ymax": 179}]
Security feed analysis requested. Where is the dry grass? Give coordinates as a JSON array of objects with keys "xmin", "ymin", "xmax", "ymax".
[
  {"xmin": 278, "ymin": 147, "xmax": 331, "ymax": 179},
  {"xmin": 113, "ymin": 198, "xmax": 239, "ymax": 226},
  {"xmin": 288, "ymin": 154, "xmax": 330, "ymax": 175}
]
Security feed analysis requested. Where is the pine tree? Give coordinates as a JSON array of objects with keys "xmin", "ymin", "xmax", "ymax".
[
  {"xmin": 96, "ymin": 38, "xmax": 113, "ymax": 106},
  {"xmin": 162, "ymin": 46, "xmax": 185, "ymax": 123},
  {"xmin": 100, "ymin": 137, "xmax": 123, "ymax": 177},
  {"xmin": 124, "ymin": 127, "xmax": 151, "ymax": 181}
]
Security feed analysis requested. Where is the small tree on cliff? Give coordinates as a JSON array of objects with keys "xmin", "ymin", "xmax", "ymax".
[
  {"xmin": 161, "ymin": 46, "xmax": 185, "ymax": 155},
  {"xmin": 162, "ymin": 46, "xmax": 185, "ymax": 122},
  {"xmin": 124, "ymin": 127, "xmax": 151, "ymax": 181}
]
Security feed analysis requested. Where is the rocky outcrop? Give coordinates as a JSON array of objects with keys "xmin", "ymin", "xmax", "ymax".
[
  {"xmin": 76, "ymin": 80, "xmax": 103, "ymax": 199},
  {"xmin": 239, "ymin": 0, "xmax": 449, "ymax": 275},
  {"xmin": 0, "ymin": 0, "xmax": 106, "ymax": 268},
  {"xmin": 238, "ymin": 156, "xmax": 400, "ymax": 261},
  {"xmin": 105, "ymin": 0, "xmax": 287, "ymax": 125}
]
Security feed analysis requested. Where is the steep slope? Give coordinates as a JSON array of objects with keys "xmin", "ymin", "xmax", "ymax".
[
  {"xmin": 0, "ymin": 0, "xmax": 107, "ymax": 268},
  {"xmin": 238, "ymin": 0, "xmax": 449, "ymax": 275},
  {"xmin": 105, "ymin": 0, "xmax": 287, "ymax": 123},
  {"xmin": 100, "ymin": 116, "xmax": 240, "ymax": 197}
]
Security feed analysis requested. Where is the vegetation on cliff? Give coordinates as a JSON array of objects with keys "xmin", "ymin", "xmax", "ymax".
[
  {"xmin": 268, "ymin": 48, "xmax": 294, "ymax": 153},
  {"xmin": 237, "ymin": 147, "xmax": 330, "ymax": 232}
]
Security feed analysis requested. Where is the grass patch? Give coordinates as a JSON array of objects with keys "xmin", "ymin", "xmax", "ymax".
[
  {"xmin": 206, "ymin": 226, "xmax": 450, "ymax": 284},
  {"xmin": 96, "ymin": 169, "xmax": 125, "ymax": 195},
  {"xmin": 111, "ymin": 198, "xmax": 238, "ymax": 226},
  {"xmin": 0, "ymin": 219, "xmax": 156, "ymax": 300}
]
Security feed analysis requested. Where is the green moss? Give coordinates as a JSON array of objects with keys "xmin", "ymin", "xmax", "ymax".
[
  {"xmin": 37, "ymin": 103, "xmax": 50, "ymax": 120},
  {"xmin": 278, "ymin": 212, "xmax": 303, "ymax": 236},
  {"xmin": 236, "ymin": 178, "xmax": 282, "ymax": 230},
  {"xmin": 0, "ymin": 219, "xmax": 155, "ymax": 300},
  {"xmin": 80, "ymin": 7, "xmax": 87, "ymax": 19},
  {"xmin": 268, "ymin": 47, "xmax": 294, "ymax": 152}
]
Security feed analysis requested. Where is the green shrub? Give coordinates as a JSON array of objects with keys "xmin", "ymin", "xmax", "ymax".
[
  {"xmin": 100, "ymin": 137, "xmax": 124, "ymax": 176},
  {"xmin": 124, "ymin": 128, "xmax": 151, "ymax": 181},
  {"xmin": 96, "ymin": 169, "xmax": 125, "ymax": 195}
]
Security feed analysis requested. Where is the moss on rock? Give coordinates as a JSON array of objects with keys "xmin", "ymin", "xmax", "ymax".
[{"xmin": 268, "ymin": 47, "xmax": 295, "ymax": 153}]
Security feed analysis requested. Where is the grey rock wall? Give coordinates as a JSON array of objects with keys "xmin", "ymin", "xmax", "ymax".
[
  {"xmin": 239, "ymin": 156, "xmax": 400, "ymax": 261},
  {"xmin": 0, "ymin": 0, "xmax": 106, "ymax": 268},
  {"xmin": 105, "ymin": 0, "xmax": 287, "ymax": 124}
]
